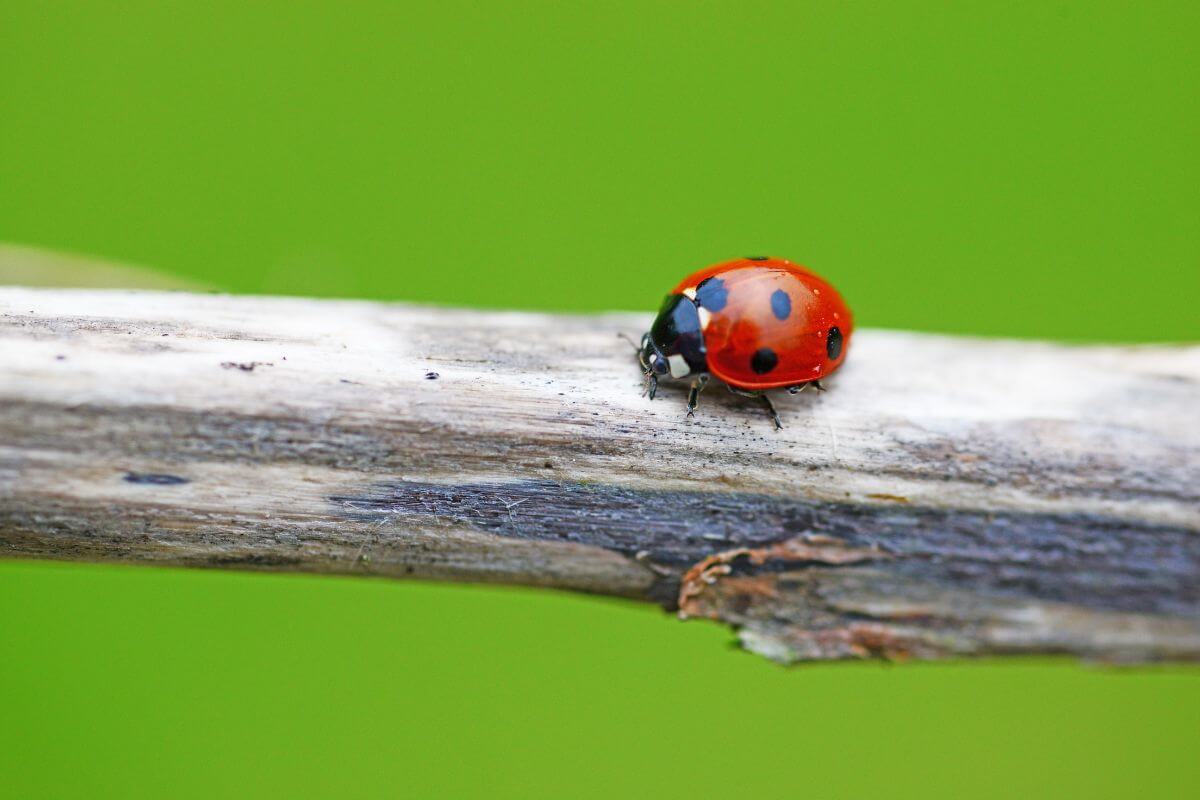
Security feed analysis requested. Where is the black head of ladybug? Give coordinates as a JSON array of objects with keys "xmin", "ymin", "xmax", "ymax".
[{"xmin": 638, "ymin": 294, "xmax": 708, "ymax": 395}]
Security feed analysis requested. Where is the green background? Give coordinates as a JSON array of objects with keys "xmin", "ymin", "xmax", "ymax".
[{"xmin": 2, "ymin": 2, "xmax": 1197, "ymax": 798}]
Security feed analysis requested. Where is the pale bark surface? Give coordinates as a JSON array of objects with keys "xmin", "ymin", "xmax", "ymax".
[{"xmin": 2, "ymin": 286, "xmax": 1197, "ymax": 663}]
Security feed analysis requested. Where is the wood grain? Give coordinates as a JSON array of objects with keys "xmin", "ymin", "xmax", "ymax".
[{"xmin": 2, "ymin": 286, "xmax": 1197, "ymax": 663}]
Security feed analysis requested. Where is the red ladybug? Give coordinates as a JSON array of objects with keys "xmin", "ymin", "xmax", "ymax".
[{"xmin": 637, "ymin": 256, "xmax": 853, "ymax": 428}]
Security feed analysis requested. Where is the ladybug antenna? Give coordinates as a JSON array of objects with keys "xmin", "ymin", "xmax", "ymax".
[
  {"xmin": 617, "ymin": 332, "xmax": 641, "ymax": 353},
  {"xmin": 620, "ymin": 332, "xmax": 655, "ymax": 377}
]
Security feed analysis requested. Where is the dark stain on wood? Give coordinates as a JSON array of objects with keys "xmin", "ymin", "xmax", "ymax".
[
  {"xmin": 203, "ymin": 551, "xmax": 305, "ymax": 568},
  {"xmin": 123, "ymin": 471, "xmax": 190, "ymax": 486},
  {"xmin": 330, "ymin": 479, "xmax": 1200, "ymax": 618},
  {"xmin": 220, "ymin": 361, "xmax": 273, "ymax": 371}
]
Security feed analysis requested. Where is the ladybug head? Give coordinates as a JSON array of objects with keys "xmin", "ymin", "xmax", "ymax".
[{"xmin": 638, "ymin": 293, "xmax": 707, "ymax": 397}]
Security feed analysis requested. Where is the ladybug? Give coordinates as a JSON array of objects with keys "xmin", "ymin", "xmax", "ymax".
[{"xmin": 636, "ymin": 256, "xmax": 853, "ymax": 428}]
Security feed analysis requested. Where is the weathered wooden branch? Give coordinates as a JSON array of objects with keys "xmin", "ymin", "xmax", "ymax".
[{"xmin": 2, "ymin": 285, "xmax": 1197, "ymax": 663}]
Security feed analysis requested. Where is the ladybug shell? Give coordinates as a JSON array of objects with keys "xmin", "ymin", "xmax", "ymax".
[{"xmin": 675, "ymin": 257, "xmax": 853, "ymax": 390}]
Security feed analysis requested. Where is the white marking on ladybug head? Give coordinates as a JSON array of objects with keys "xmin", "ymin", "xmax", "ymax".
[
  {"xmin": 667, "ymin": 354, "xmax": 691, "ymax": 378},
  {"xmin": 697, "ymin": 307, "xmax": 712, "ymax": 330},
  {"xmin": 682, "ymin": 287, "xmax": 697, "ymax": 300}
]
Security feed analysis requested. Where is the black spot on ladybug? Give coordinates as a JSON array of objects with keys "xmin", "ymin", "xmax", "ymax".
[
  {"xmin": 695, "ymin": 277, "xmax": 728, "ymax": 312},
  {"xmin": 770, "ymin": 289, "xmax": 791, "ymax": 320},
  {"xmin": 750, "ymin": 347, "xmax": 778, "ymax": 374},
  {"xmin": 746, "ymin": 255, "xmax": 769, "ymax": 261},
  {"xmin": 827, "ymin": 327, "xmax": 843, "ymax": 360},
  {"xmin": 424, "ymin": 371, "xmax": 440, "ymax": 380}
]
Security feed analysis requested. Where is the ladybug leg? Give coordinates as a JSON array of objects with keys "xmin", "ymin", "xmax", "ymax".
[
  {"xmin": 726, "ymin": 385, "xmax": 784, "ymax": 429},
  {"xmin": 787, "ymin": 380, "xmax": 825, "ymax": 395},
  {"xmin": 636, "ymin": 334, "xmax": 657, "ymax": 399},
  {"xmin": 759, "ymin": 393, "xmax": 783, "ymax": 430},
  {"xmin": 686, "ymin": 374, "xmax": 709, "ymax": 418}
]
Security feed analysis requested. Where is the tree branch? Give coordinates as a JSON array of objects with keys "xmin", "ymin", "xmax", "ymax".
[{"xmin": 2, "ymin": 286, "xmax": 1197, "ymax": 663}]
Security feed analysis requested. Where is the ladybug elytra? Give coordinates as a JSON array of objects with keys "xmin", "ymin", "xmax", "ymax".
[{"xmin": 637, "ymin": 256, "xmax": 853, "ymax": 428}]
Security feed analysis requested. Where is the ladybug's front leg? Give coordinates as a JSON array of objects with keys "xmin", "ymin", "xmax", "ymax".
[{"xmin": 686, "ymin": 374, "xmax": 709, "ymax": 419}]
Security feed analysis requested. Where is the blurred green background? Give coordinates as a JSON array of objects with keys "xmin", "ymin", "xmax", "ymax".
[{"xmin": 2, "ymin": 2, "xmax": 1198, "ymax": 798}]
